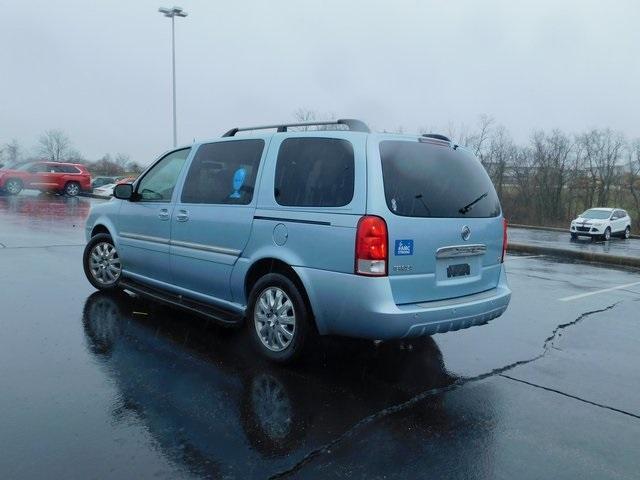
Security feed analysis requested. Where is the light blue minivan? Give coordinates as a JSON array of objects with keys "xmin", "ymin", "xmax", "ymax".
[{"xmin": 83, "ymin": 119, "xmax": 511, "ymax": 362}]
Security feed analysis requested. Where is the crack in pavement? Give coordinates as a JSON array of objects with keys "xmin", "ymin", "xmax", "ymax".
[
  {"xmin": 269, "ymin": 302, "xmax": 622, "ymax": 479},
  {"xmin": 499, "ymin": 374, "xmax": 640, "ymax": 419}
]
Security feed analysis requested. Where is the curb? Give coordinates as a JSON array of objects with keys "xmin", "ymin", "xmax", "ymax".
[
  {"xmin": 510, "ymin": 223, "xmax": 640, "ymax": 239},
  {"xmin": 508, "ymin": 242, "xmax": 640, "ymax": 269}
]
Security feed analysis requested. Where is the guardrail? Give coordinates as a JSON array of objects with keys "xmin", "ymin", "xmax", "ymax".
[{"xmin": 510, "ymin": 223, "xmax": 639, "ymax": 239}]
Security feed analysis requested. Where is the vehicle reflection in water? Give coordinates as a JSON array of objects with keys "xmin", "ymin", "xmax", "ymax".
[
  {"xmin": 0, "ymin": 192, "xmax": 91, "ymax": 228},
  {"xmin": 82, "ymin": 291, "xmax": 493, "ymax": 478}
]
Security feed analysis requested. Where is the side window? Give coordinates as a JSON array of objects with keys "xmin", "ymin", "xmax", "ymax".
[
  {"xmin": 274, "ymin": 137, "xmax": 354, "ymax": 207},
  {"xmin": 136, "ymin": 148, "xmax": 190, "ymax": 202},
  {"xmin": 181, "ymin": 139, "xmax": 264, "ymax": 205},
  {"xmin": 28, "ymin": 164, "xmax": 48, "ymax": 173}
]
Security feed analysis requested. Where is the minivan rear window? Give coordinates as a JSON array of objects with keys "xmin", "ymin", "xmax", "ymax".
[{"xmin": 380, "ymin": 141, "xmax": 500, "ymax": 218}]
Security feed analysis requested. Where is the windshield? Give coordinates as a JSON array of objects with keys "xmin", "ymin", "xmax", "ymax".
[
  {"xmin": 379, "ymin": 141, "xmax": 501, "ymax": 218},
  {"xmin": 580, "ymin": 209, "xmax": 612, "ymax": 220}
]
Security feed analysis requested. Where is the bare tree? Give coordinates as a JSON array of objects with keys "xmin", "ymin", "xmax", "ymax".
[
  {"xmin": 576, "ymin": 129, "xmax": 625, "ymax": 207},
  {"xmin": 2, "ymin": 139, "xmax": 21, "ymax": 166},
  {"xmin": 626, "ymin": 140, "xmax": 640, "ymax": 225},
  {"xmin": 114, "ymin": 153, "xmax": 131, "ymax": 169},
  {"xmin": 530, "ymin": 129, "xmax": 573, "ymax": 222},
  {"xmin": 292, "ymin": 108, "xmax": 337, "ymax": 130},
  {"xmin": 38, "ymin": 129, "xmax": 71, "ymax": 162}
]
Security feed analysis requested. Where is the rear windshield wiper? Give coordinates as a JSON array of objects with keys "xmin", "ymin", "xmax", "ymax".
[{"xmin": 458, "ymin": 191, "xmax": 488, "ymax": 214}]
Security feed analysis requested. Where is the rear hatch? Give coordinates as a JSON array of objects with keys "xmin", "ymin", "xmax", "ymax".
[{"xmin": 370, "ymin": 137, "xmax": 504, "ymax": 305}]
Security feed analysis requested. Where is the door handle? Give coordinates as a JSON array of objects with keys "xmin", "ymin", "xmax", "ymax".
[
  {"xmin": 158, "ymin": 208, "xmax": 170, "ymax": 221},
  {"xmin": 176, "ymin": 209, "xmax": 189, "ymax": 222}
]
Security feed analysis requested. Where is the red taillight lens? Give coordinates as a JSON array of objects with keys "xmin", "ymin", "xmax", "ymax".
[
  {"xmin": 501, "ymin": 218, "xmax": 508, "ymax": 263},
  {"xmin": 355, "ymin": 215, "xmax": 388, "ymax": 276}
]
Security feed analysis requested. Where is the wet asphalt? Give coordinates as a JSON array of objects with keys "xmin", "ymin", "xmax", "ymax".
[
  {"xmin": 509, "ymin": 227, "xmax": 640, "ymax": 259},
  {"xmin": 1, "ymin": 192, "xmax": 639, "ymax": 479}
]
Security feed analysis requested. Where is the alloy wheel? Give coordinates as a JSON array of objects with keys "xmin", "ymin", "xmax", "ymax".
[
  {"xmin": 6, "ymin": 180, "xmax": 21, "ymax": 194},
  {"xmin": 89, "ymin": 242, "xmax": 122, "ymax": 286},
  {"xmin": 254, "ymin": 287, "xmax": 296, "ymax": 352},
  {"xmin": 66, "ymin": 183, "xmax": 80, "ymax": 196}
]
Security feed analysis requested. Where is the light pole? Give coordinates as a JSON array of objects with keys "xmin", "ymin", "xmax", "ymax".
[{"xmin": 158, "ymin": 6, "xmax": 187, "ymax": 147}]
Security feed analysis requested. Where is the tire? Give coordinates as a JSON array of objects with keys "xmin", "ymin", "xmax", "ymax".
[
  {"xmin": 603, "ymin": 227, "xmax": 611, "ymax": 241},
  {"xmin": 623, "ymin": 226, "xmax": 631, "ymax": 239},
  {"xmin": 247, "ymin": 273, "xmax": 314, "ymax": 363},
  {"xmin": 4, "ymin": 178, "xmax": 23, "ymax": 195},
  {"xmin": 83, "ymin": 233, "xmax": 123, "ymax": 290},
  {"xmin": 570, "ymin": 233, "xmax": 578, "ymax": 240},
  {"xmin": 64, "ymin": 181, "xmax": 81, "ymax": 197}
]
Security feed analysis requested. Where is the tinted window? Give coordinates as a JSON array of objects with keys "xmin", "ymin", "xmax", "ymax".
[
  {"xmin": 380, "ymin": 141, "xmax": 501, "ymax": 218},
  {"xmin": 181, "ymin": 140, "xmax": 264, "ymax": 205},
  {"xmin": 28, "ymin": 163, "xmax": 49, "ymax": 173},
  {"xmin": 58, "ymin": 165, "xmax": 81, "ymax": 173},
  {"xmin": 137, "ymin": 148, "xmax": 190, "ymax": 202},
  {"xmin": 274, "ymin": 138, "xmax": 354, "ymax": 207}
]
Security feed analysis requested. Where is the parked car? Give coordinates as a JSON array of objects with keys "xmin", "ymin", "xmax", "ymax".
[
  {"xmin": 0, "ymin": 161, "xmax": 91, "ymax": 196},
  {"xmin": 83, "ymin": 119, "xmax": 511, "ymax": 362},
  {"xmin": 570, "ymin": 208, "xmax": 631, "ymax": 240},
  {"xmin": 92, "ymin": 183, "xmax": 117, "ymax": 198},
  {"xmin": 91, "ymin": 176, "xmax": 116, "ymax": 189}
]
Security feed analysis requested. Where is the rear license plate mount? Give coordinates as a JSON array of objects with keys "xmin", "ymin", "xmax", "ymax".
[{"xmin": 447, "ymin": 263, "xmax": 470, "ymax": 278}]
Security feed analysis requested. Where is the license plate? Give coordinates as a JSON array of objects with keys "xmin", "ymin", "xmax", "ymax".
[{"xmin": 447, "ymin": 263, "xmax": 470, "ymax": 278}]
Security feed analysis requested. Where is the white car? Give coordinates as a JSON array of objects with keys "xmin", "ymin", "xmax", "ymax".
[
  {"xmin": 92, "ymin": 183, "xmax": 116, "ymax": 198},
  {"xmin": 570, "ymin": 208, "xmax": 632, "ymax": 240}
]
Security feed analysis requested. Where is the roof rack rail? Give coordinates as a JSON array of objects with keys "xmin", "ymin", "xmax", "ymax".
[
  {"xmin": 221, "ymin": 118, "xmax": 370, "ymax": 137},
  {"xmin": 421, "ymin": 133, "xmax": 451, "ymax": 142}
]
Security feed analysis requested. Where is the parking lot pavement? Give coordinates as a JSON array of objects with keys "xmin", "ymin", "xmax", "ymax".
[
  {"xmin": 1, "ymin": 197, "xmax": 640, "ymax": 479},
  {"xmin": 509, "ymin": 226, "xmax": 640, "ymax": 259}
]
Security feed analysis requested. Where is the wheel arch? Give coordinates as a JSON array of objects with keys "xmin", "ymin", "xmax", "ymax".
[{"xmin": 244, "ymin": 258, "xmax": 320, "ymax": 334}]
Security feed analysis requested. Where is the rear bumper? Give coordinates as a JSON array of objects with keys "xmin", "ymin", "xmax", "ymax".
[{"xmin": 294, "ymin": 264, "xmax": 511, "ymax": 340}]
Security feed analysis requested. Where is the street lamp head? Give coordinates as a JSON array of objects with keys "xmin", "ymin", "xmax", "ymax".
[{"xmin": 158, "ymin": 6, "xmax": 188, "ymax": 18}]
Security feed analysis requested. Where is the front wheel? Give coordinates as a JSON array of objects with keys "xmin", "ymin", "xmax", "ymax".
[
  {"xmin": 603, "ymin": 228, "xmax": 611, "ymax": 241},
  {"xmin": 64, "ymin": 181, "xmax": 81, "ymax": 197},
  {"xmin": 83, "ymin": 233, "xmax": 122, "ymax": 290},
  {"xmin": 247, "ymin": 273, "xmax": 314, "ymax": 363},
  {"xmin": 570, "ymin": 233, "xmax": 578, "ymax": 240}
]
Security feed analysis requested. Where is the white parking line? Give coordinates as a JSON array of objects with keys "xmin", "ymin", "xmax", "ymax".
[{"xmin": 559, "ymin": 281, "xmax": 640, "ymax": 302}]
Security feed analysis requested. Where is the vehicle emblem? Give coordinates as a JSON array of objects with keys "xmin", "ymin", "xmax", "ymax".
[{"xmin": 461, "ymin": 225, "xmax": 471, "ymax": 241}]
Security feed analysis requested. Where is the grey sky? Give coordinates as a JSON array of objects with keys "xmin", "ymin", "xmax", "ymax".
[{"xmin": 1, "ymin": 0, "xmax": 639, "ymax": 163}]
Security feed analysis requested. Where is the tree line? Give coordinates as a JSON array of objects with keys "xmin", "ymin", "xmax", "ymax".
[
  {"xmin": 434, "ymin": 116, "xmax": 639, "ymax": 227},
  {"xmin": 3, "ymin": 118, "xmax": 639, "ymax": 228},
  {"xmin": 0, "ymin": 129, "xmax": 143, "ymax": 176}
]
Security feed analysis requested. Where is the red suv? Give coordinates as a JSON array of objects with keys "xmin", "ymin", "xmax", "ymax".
[{"xmin": 0, "ymin": 162, "xmax": 91, "ymax": 196}]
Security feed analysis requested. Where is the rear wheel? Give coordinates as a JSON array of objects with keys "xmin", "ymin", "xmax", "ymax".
[
  {"xmin": 247, "ymin": 273, "xmax": 313, "ymax": 363},
  {"xmin": 83, "ymin": 233, "xmax": 122, "ymax": 290},
  {"xmin": 64, "ymin": 181, "xmax": 81, "ymax": 197},
  {"xmin": 4, "ymin": 179, "xmax": 23, "ymax": 195},
  {"xmin": 623, "ymin": 226, "xmax": 631, "ymax": 239},
  {"xmin": 603, "ymin": 227, "xmax": 611, "ymax": 241}
]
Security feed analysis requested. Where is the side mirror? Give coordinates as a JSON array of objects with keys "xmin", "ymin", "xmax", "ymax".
[{"xmin": 113, "ymin": 183, "xmax": 134, "ymax": 200}]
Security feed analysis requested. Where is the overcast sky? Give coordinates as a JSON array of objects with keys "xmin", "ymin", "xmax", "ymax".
[{"xmin": 1, "ymin": 0, "xmax": 639, "ymax": 163}]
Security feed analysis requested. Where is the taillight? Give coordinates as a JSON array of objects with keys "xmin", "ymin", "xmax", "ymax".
[
  {"xmin": 501, "ymin": 218, "xmax": 508, "ymax": 263},
  {"xmin": 355, "ymin": 215, "xmax": 388, "ymax": 276}
]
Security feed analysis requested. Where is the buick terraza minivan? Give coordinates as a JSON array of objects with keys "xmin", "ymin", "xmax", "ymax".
[{"xmin": 83, "ymin": 119, "xmax": 511, "ymax": 362}]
